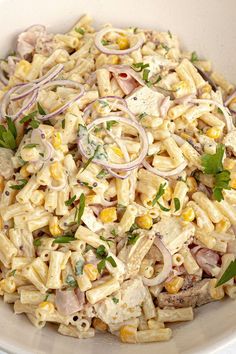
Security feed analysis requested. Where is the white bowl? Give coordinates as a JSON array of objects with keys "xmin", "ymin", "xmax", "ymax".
[{"xmin": 0, "ymin": 0, "xmax": 235, "ymax": 353}]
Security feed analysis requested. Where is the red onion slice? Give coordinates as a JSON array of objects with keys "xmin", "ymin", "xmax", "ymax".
[
  {"xmin": 37, "ymin": 80, "xmax": 84, "ymax": 120},
  {"xmin": 78, "ymin": 116, "xmax": 148, "ymax": 171},
  {"xmin": 142, "ymin": 159, "xmax": 187, "ymax": 177},
  {"xmin": 95, "ymin": 27, "xmax": 144, "ymax": 55},
  {"xmin": 143, "ymin": 236, "xmax": 172, "ymax": 286}
]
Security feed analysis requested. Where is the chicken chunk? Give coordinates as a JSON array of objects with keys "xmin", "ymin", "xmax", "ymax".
[
  {"xmin": 94, "ymin": 277, "xmax": 146, "ymax": 324},
  {"xmin": 158, "ymin": 279, "xmax": 214, "ymax": 308},
  {"xmin": 0, "ymin": 148, "xmax": 14, "ymax": 179}
]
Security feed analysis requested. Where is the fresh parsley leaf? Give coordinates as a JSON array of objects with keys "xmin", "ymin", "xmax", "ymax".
[
  {"xmin": 75, "ymin": 27, "xmax": 85, "ymax": 35},
  {"xmin": 129, "ymin": 223, "xmax": 139, "ymax": 233},
  {"xmin": 33, "ymin": 239, "xmax": 42, "ymax": 247},
  {"xmin": 0, "ymin": 120, "xmax": 17, "ymax": 149},
  {"xmin": 96, "ymin": 245, "xmax": 108, "ymax": 259},
  {"xmin": 174, "ymin": 197, "xmax": 180, "ymax": 212},
  {"xmin": 112, "ymin": 297, "xmax": 119, "ymax": 304},
  {"xmin": 127, "ymin": 233, "xmax": 139, "ymax": 245},
  {"xmin": 168, "ymin": 30, "xmax": 172, "ymax": 39},
  {"xmin": 213, "ymin": 170, "xmax": 231, "ymax": 201},
  {"xmin": 65, "ymin": 195, "xmax": 76, "ymax": 206},
  {"xmin": 20, "ymin": 111, "xmax": 38, "ymax": 124},
  {"xmin": 23, "ymin": 143, "xmax": 38, "ymax": 149},
  {"xmin": 106, "ymin": 120, "xmax": 117, "ymax": 131},
  {"xmin": 44, "ymin": 294, "xmax": 50, "ymax": 302},
  {"xmin": 9, "ymin": 269, "xmax": 16, "ymax": 277},
  {"xmin": 202, "ymin": 144, "xmax": 224, "ymax": 175},
  {"xmin": 111, "ymin": 229, "xmax": 118, "ymax": 237},
  {"xmin": 96, "ymin": 169, "xmax": 108, "ymax": 179},
  {"xmin": 97, "ymin": 259, "xmax": 106, "ymax": 273},
  {"xmin": 106, "ymin": 256, "xmax": 117, "ymax": 268},
  {"xmin": 217, "ymin": 107, "xmax": 223, "ymax": 114},
  {"xmin": 190, "ymin": 51, "xmax": 198, "ymax": 63},
  {"xmin": 37, "ymin": 102, "xmax": 46, "ymax": 115},
  {"xmin": 62, "ymin": 119, "xmax": 65, "ymax": 129},
  {"xmin": 10, "ymin": 179, "xmax": 28, "ymax": 190},
  {"xmin": 66, "ymin": 275, "xmax": 77, "ymax": 288},
  {"xmin": 6, "ymin": 117, "xmax": 17, "ymax": 139},
  {"xmin": 30, "ymin": 119, "xmax": 40, "ymax": 129},
  {"xmin": 216, "ymin": 260, "xmax": 236, "ymax": 287},
  {"xmin": 75, "ymin": 259, "xmax": 84, "ymax": 276},
  {"xmin": 76, "ymin": 193, "xmax": 85, "ymax": 226},
  {"xmin": 100, "ymin": 235, "xmax": 114, "ymax": 246},
  {"xmin": 143, "ymin": 68, "xmax": 150, "ymax": 83},
  {"xmin": 101, "ymin": 39, "xmax": 110, "ymax": 46},
  {"xmin": 52, "ymin": 236, "xmax": 75, "ymax": 244},
  {"xmin": 152, "ymin": 183, "xmax": 167, "ymax": 206},
  {"xmin": 99, "ymin": 100, "xmax": 109, "ymax": 108},
  {"xmin": 131, "ymin": 62, "xmax": 149, "ymax": 72},
  {"xmin": 82, "ymin": 146, "xmax": 99, "ymax": 171}
]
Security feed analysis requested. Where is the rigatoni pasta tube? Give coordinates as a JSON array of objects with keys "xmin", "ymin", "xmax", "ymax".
[
  {"xmin": 86, "ymin": 278, "xmax": 120, "ymax": 304},
  {"xmin": 46, "ymin": 251, "xmax": 65, "ymax": 289},
  {"xmin": 157, "ymin": 307, "xmax": 194, "ymax": 322}
]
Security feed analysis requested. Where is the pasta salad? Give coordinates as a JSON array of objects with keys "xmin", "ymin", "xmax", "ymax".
[{"xmin": 0, "ymin": 14, "xmax": 236, "ymax": 344}]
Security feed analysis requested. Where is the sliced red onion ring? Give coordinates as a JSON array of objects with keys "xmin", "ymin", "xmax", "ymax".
[
  {"xmin": 48, "ymin": 178, "xmax": 67, "ymax": 191},
  {"xmin": 37, "ymin": 80, "xmax": 84, "ymax": 120},
  {"xmin": 160, "ymin": 96, "xmax": 171, "ymax": 118},
  {"xmin": 78, "ymin": 116, "xmax": 148, "ymax": 171},
  {"xmin": 11, "ymin": 64, "xmax": 64, "ymax": 101},
  {"xmin": 142, "ymin": 158, "xmax": 187, "ymax": 177},
  {"xmin": 105, "ymin": 64, "xmax": 145, "ymax": 86},
  {"xmin": 191, "ymin": 98, "xmax": 234, "ymax": 132},
  {"xmin": 95, "ymin": 27, "xmax": 144, "ymax": 55},
  {"xmin": 143, "ymin": 235, "xmax": 172, "ymax": 286}
]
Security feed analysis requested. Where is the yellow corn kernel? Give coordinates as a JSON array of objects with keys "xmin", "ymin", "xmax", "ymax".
[
  {"xmin": 0, "ymin": 216, "xmax": 3, "ymax": 230},
  {"xmin": 14, "ymin": 60, "xmax": 31, "ymax": 80},
  {"xmin": 186, "ymin": 177, "xmax": 198, "ymax": 193},
  {"xmin": 136, "ymin": 214, "xmax": 153, "ymax": 230},
  {"xmin": 182, "ymin": 207, "xmax": 195, "ymax": 222},
  {"xmin": 163, "ymin": 185, "xmax": 172, "ymax": 201},
  {"xmin": 206, "ymin": 126, "xmax": 222, "ymax": 139},
  {"xmin": 215, "ymin": 218, "xmax": 231, "ymax": 233},
  {"xmin": 116, "ymin": 36, "xmax": 130, "ymax": 50},
  {"xmin": 99, "ymin": 207, "xmax": 117, "ymax": 223},
  {"xmin": 223, "ymin": 158, "xmax": 236, "ymax": 171},
  {"xmin": 49, "ymin": 216, "xmax": 62, "ymax": 237},
  {"xmin": 38, "ymin": 301, "xmax": 55, "ymax": 313},
  {"xmin": 92, "ymin": 318, "xmax": 108, "ymax": 332},
  {"xmin": 119, "ymin": 325, "xmax": 137, "ymax": 343},
  {"xmin": 164, "ymin": 276, "xmax": 184, "ymax": 294},
  {"xmin": 0, "ymin": 175, "xmax": 4, "ymax": 193},
  {"xmin": 0, "ymin": 277, "xmax": 16, "ymax": 293},
  {"xmin": 230, "ymin": 178, "xmax": 236, "ymax": 189},
  {"xmin": 50, "ymin": 162, "xmax": 63, "ymax": 180},
  {"xmin": 112, "ymin": 146, "xmax": 124, "ymax": 158},
  {"xmin": 201, "ymin": 83, "xmax": 212, "ymax": 93},
  {"xmin": 52, "ymin": 132, "xmax": 62, "ymax": 149},
  {"xmin": 208, "ymin": 279, "xmax": 224, "ymax": 300},
  {"xmin": 84, "ymin": 263, "xmax": 98, "ymax": 281},
  {"xmin": 108, "ymin": 55, "xmax": 120, "ymax": 65},
  {"xmin": 20, "ymin": 164, "xmax": 30, "ymax": 178}
]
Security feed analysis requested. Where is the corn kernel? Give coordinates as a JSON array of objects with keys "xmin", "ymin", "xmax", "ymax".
[
  {"xmin": 38, "ymin": 301, "xmax": 55, "ymax": 313},
  {"xmin": 49, "ymin": 216, "xmax": 62, "ymax": 237},
  {"xmin": 136, "ymin": 214, "xmax": 153, "ymax": 230},
  {"xmin": 99, "ymin": 207, "xmax": 117, "ymax": 223},
  {"xmin": 116, "ymin": 36, "xmax": 130, "ymax": 50},
  {"xmin": 108, "ymin": 55, "xmax": 120, "ymax": 65},
  {"xmin": 84, "ymin": 263, "xmax": 98, "ymax": 281},
  {"xmin": 20, "ymin": 164, "xmax": 30, "ymax": 178},
  {"xmin": 119, "ymin": 325, "xmax": 137, "ymax": 343},
  {"xmin": 201, "ymin": 83, "xmax": 212, "ymax": 93},
  {"xmin": 52, "ymin": 132, "xmax": 62, "ymax": 149},
  {"xmin": 0, "ymin": 176, "xmax": 4, "ymax": 193},
  {"xmin": 209, "ymin": 279, "xmax": 224, "ymax": 300},
  {"xmin": 215, "ymin": 218, "xmax": 231, "ymax": 233},
  {"xmin": 163, "ymin": 186, "xmax": 172, "ymax": 201},
  {"xmin": 230, "ymin": 179, "xmax": 236, "ymax": 189},
  {"xmin": 50, "ymin": 162, "xmax": 63, "ymax": 180},
  {"xmin": 92, "ymin": 318, "xmax": 108, "ymax": 332},
  {"xmin": 0, "ymin": 277, "xmax": 16, "ymax": 293},
  {"xmin": 182, "ymin": 207, "xmax": 195, "ymax": 222},
  {"xmin": 206, "ymin": 126, "xmax": 222, "ymax": 139},
  {"xmin": 112, "ymin": 146, "xmax": 124, "ymax": 158},
  {"xmin": 186, "ymin": 177, "xmax": 198, "ymax": 193},
  {"xmin": 14, "ymin": 60, "xmax": 31, "ymax": 80},
  {"xmin": 164, "ymin": 276, "xmax": 184, "ymax": 294},
  {"xmin": 223, "ymin": 158, "xmax": 236, "ymax": 171}
]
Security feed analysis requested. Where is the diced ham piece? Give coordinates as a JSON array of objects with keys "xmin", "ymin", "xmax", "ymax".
[
  {"xmin": 55, "ymin": 289, "xmax": 85, "ymax": 316},
  {"xmin": 115, "ymin": 73, "xmax": 139, "ymax": 95},
  {"xmin": 192, "ymin": 247, "xmax": 219, "ymax": 276}
]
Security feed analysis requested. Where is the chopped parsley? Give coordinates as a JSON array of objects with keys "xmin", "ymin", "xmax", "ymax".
[
  {"xmin": 161, "ymin": 43, "xmax": 170, "ymax": 52},
  {"xmin": 174, "ymin": 198, "xmax": 180, "ymax": 212},
  {"xmin": 66, "ymin": 275, "xmax": 78, "ymax": 288},
  {"xmin": 75, "ymin": 27, "xmax": 85, "ymax": 35},
  {"xmin": 131, "ymin": 62, "xmax": 150, "ymax": 72},
  {"xmin": 168, "ymin": 30, "xmax": 172, "ymax": 39},
  {"xmin": 111, "ymin": 229, "xmax": 118, "ymax": 237},
  {"xmin": 75, "ymin": 259, "xmax": 84, "ymax": 276},
  {"xmin": 216, "ymin": 260, "xmax": 236, "ymax": 287},
  {"xmin": 127, "ymin": 233, "xmax": 139, "ymax": 245},
  {"xmin": 23, "ymin": 143, "xmax": 38, "ymax": 149},
  {"xmin": 0, "ymin": 117, "xmax": 17, "ymax": 150},
  {"xmin": 20, "ymin": 111, "xmax": 40, "ymax": 129},
  {"xmin": 96, "ymin": 169, "xmax": 109, "ymax": 179},
  {"xmin": 201, "ymin": 144, "xmax": 230, "ymax": 201},
  {"xmin": 106, "ymin": 120, "xmax": 117, "ymax": 131},
  {"xmin": 101, "ymin": 39, "xmax": 110, "ymax": 46},
  {"xmin": 143, "ymin": 68, "xmax": 150, "ymax": 83},
  {"xmin": 62, "ymin": 119, "xmax": 65, "ymax": 129},
  {"xmin": 96, "ymin": 245, "xmax": 108, "ymax": 259},
  {"xmin": 79, "ymin": 181, "xmax": 93, "ymax": 190},
  {"xmin": 99, "ymin": 100, "xmax": 109, "ymax": 108},
  {"xmin": 190, "ymin": 51, "xmax": 198, "ymax": 63},
  {"xmin": 10, "ymin": 179, "xmax": 28, "ymax": 190},
  {"xmin": 75, "ymin": 193, "xmax": 85, "ymax": 226},
  {"xmin": 33, "ymin": 239, "xmax": 42, "ymax": 247},
  {"xmin": 112, "ymin": 297, "xmax": 119, "ymax": 304},
  {"xmin": 65, "ymin": 195, "xmax": 76, "ymax": 206},
  {"xmin": 37, "ymin": 102, "xmax": 46, "ymax": 116},
  {"xmin": 152, "ymin": 183, "xmax": 170, "ymax": 211},
  {"xmin": 217, "ymin": 107, "xmax": 223, "ymax": 114},
  {"xmin": 96, "ymin": 245, "xmax": 117, "ymax": 273},
  {"xmin": 9, "ymin": 269, "xmax": 16, "ymax": 277},
  {"xmin": 138, "ymin": 112, "xmax": 147, "ymax": 120},
  {"xmin": 82, "ymin": 146, "xmax": 99, "ymax": 171},
  {"xmin": 100, "ymin": 235, "xmax": 114, "ymax": 246},
  {"xmin": 52, "ymin": 235, "xmax": 75, "ymax": 244}
]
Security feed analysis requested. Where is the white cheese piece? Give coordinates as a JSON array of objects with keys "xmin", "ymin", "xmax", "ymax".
[
  {"xmin": 0, "ymin": 148, "xmax": 14, "ymax": 179},
  {"xmin": 152, "ymin": 216, "xmax": 195, "ymax": 255},
  {"xmin": 126, "ymin": 86, "xmax": 164, "ymax": 117}
]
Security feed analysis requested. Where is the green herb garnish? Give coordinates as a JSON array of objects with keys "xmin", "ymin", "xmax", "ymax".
[
  {"xmin": 138, "ymin": 112, "xmax": 147, "ymax": 120},
  {"xmin": 96, "ymin": 169, "xmax": 108, "ymax": 179},
  {"xmin": 168, "ymin": 30, "xmax": 172, "ymax": 39},
  {"xmin": 20, "ymin": 111, "xmax": 40, "ymax": 129},
  {"xmin": 111, "ymin": 229, "xmax": 118, "ymax": 237},
  {"xmin": 52, "ymin": 236, "xmax": 75, "ymax": 244},
  {"xmin": 66, "ymin": 275, "xmax": 78, "ymax": 288},
  {"xmin": 75, "ymin": 27, "xmax": 85, "ymax": 35},
  {"xmin": 62, "ymin": 119, "xmax": 65, "ymax": 129},
  {"xmin": 96, "ymin": 245, "xmax": 117, "ymax": 273},
  {"xmin": 65, "ymin": 195, "xmax": 76, "ymax": 206},
  {"xmin": 190, "ymin": 51, "xmax": 198, "ymax": 63},
  {"xmin": 127, "ymin": 233, "xmax": 139, "ymax": 245},
  {"xmin": 82, "ymin": 146, "xmax": 99, "ymax": 171},
  {"xmin": 174, "ymin": 198, "xmax": 180, "ymax": 212},
  {"xmin": 106, "ymin": 120, "xmax": 117, "ymax": 131},
  {"xmin": 112, "ymin": 297, "xmax": 119, "ymax": 304},
  {"xmin": 23, "ymin": 143, "xmax": 38, "ymax": 149},
  {"xmin": 152, "ymin": 183, "xmax": 167, "ymax": 206},
  {"xmin": 143, "ymin": 68, "xmax": 150, "ymax": 83},
  {"xmin": 44, "ymin": 294, "xmax": 50, "ymax": 301},
  {"xmin": 216, "ymin": 260, "xmax": 236, "ymax": 287},
  {"xmin": 33, "ymin": 239, "xmax": 42, "ymax": 247},
  {"xmin": 131, "ymin": 62, "xmax": 149, "ymax": 72},
  {"xmin": 75, "ymin": 193, "xmax": 85, "ymax": 226},
  {"xmin": 96, "ymin": 245, "xmax": 108, "ymax": 259},
  {"xmin": 37, "ymin": 102, "xmax": 46, "ymax": 115},
  {"xmin": 75, "ymin": 259, "xmax": 84, "ymax": 276},
  {"xmin": 9, "ymin": 269, "xmax": 16, "ymax": 277},
  {"xmin": 10, "ymin": 179, "xmax": 28, "ymax": 190},
  {"xmin": 101, "ymin": 39, "xmax": 110, "ymax": 46},
  {"xmin": 0, "ymin": 118, "xmax": 17, "ymax": 149}
]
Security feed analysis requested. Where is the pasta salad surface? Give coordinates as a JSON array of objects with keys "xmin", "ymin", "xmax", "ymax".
[{"xmin": 0, "ymin": 14, "xmax": 236, "ymax": 344}]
